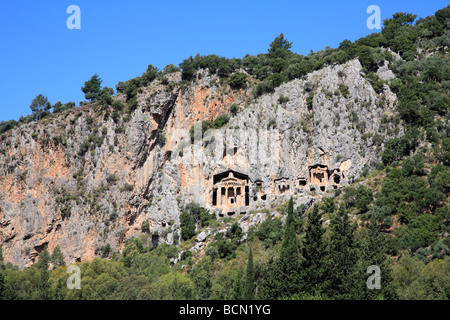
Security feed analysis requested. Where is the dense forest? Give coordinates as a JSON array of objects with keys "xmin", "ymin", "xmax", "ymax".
[{"xmin": 0, "ymin": 5, "xmax": 449, "ymax": 300}]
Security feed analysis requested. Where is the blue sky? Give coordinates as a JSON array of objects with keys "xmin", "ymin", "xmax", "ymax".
[{"xmin": 0, "ymin": 0, "xmax": 448, "ymax": 122}]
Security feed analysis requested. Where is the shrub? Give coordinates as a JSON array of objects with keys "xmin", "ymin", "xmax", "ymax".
[
  {"xmin": 180, "ymin": 211, "xmax": 196, "ymax": 241},
  {"xmin": 278, "ymin": 95, "xmax": 290, "ymax": 104},
  {"xmin": 229, "ymin": 103, "xmax": 239, "ymax": 116},
  {"xmin": 355, "ymin": 185, "xmax": 373, "ymax": 213},
  {"xmin": 61, "ymin": 206, "xmax": 71, "ymax": 219},
  {"xmin": 255, "ymin": 216, "xmax": 283, "ymax": 247},
  {"xmin": 267, "ymin": 118, "xmax": 277, "ymax": 129},
  {"xmin": 163, "ymin": 64, "xmax": 180, "ymax": 74},
  {"xmin": 120, "ymin": 183, "xmax": 133, "ymax": 192},
  {"xmin": 189, "ymin": 120, "xmax": 213, "ymax": 142},
  {"xmin": 213, "ymin": 114, "xmax": 230, "ymax": 129},
  {"xmin": 0, "ymin": 120, "xmax": 17, "ymax": 134},
  {"xmin": 181, "ymin": 251, "xmax": 192, "ymax": 260},
  {"xmin": 338, "ymin": 83, "xmax": 350, "ymax": 98},
  {"xmin": 216, "ymin": 240, "xmax": 234, "ymax": 259},
  {"xmin": 101, "ymin": 244, "xmax": 111, "ymax": 258},
  {"xmin": 78, "ymin": 141, "xmax": 90, "ymax": 156},
  {"xmin": 229, "ymin": 72, "xmax": 247, "ymax": 89},
  {"xmin": 365, "ymin": 72, "xmax": 385, "ymax": 93},
  {"xmin": 141, "ymin": 64, "xmax": 160, "ymax": 86},
  {"xmin": 226, "ymin": 222, "xmax": 243, "ymax": 240},
  {"xmin": 381, "ymin": 137, "xmax": 411, "ymax": 165},
  {"xmin": 106, "ymin": 174, "xmax": 119, "ymax": 184},
  {"xmin": 205, "ymin": 246, "xmax": 219, "ymax": 260},
  {"xmin": 141, "ymin": 221, "xmax": 150, "ymax": 233},
  {"xmin": 53, "ymin": 101, "xmax": 75, "ymax": 114}
]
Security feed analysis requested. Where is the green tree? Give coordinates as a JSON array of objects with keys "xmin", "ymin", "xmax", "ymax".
[
  {"xmin": 382, "ymin": 12, "xmax": 417, "ymax": 41},
  {"xmin": 392, "ymin": 254, "xmax": 428, "ymax": 299},
  {"xmin": 232, "ymin": 269, "xmax": 243, "ymax": 300},
  {"xmin": 268, "ymin": 33, "xmax": 293, "ymax": 60},
  {"xmin": 98, "ymin": 86, "xmax": 114, "ymax": 107},
  {"xmin": 179, "ymin": 56, "xmax": 197, "ymax": 81},
  {"xmin": 276, "ymin": 197, "xmax": 301, "ymax": 297},
  {"xmin": 355, "ymin": 185, "xmax": 373, "ymax": 213},
  {"xmin": 0, "ymin": 270, "xmax": 7, "ymax": 300},
  {"xmin": 229, "ymin": 103, "xmax": 239, "ymax": 116},
  {"xmin": 150, "ymin": 271, "xmax": 196, "ymax": 300},
  {"xmin": 53, "ymin": 101, "xmax": 75, "ymax": 114},
  {"xmin": 326, "ymin": 205, "xmax": 358, "ymax": 299},
  {"xmin": 82, "ymin": 74, "xmax": 103, "ymax": 102},
  {"xmin": 32, "ymin": 249, "xmax": 51, "ymax": 299},
  {"xmin": 229, "ymin": 72, "xmax": 248, "ymax": 89},
  {"xmin": 180, "ymin": 211, "xmax": 196, "ymax": 241},
  {"xmin": 190, "ymin": 257, "xmax": 212, "ymax": 300},
  {"xmin": 355, "ymin": 222, "xmax": 396, "ymax": 300},
  {"xmin": 213, "ymin": 114, "xmax": 230, "ymax": 129},
  {"xmin": 163, "ymin": 64, "xmax": 181, "ymax": 74},
  {"xmin": 35, "ymin": 249, "xmax": 50, "ymax": 272},
  {"xmin": 50, "ymin": 246, "xmax": 65, "ymax": 269},
  {"xmin": 300, "ymin": 205, "xmax": 328, "ymax": 295},
  {"xmin": 243, "ymin": 247, "xmax": 255, "ymax": 300},
  {"xmin": 30, "ymin": 94, "xmax": 51, "ymax": 121},
  {"xmin": 258, "ymin": 198, "xmax": 301, "ymax": 299}
]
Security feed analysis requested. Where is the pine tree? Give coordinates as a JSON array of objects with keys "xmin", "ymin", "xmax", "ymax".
[
  {"xmin": 81, "ymin": 74, "xmax": 103, "ymax": 102},
  {"xmin": 30, "ymin": 94, "xmax": 51, "ymax": 121},
  {"xmin": 35, "ymin": 249, "xmax": 50, "ymax": 272},
  {"xmin": 326, "ymin": 205, "xmax": 358, "ymax": 299},
  {"xmin": 243, "ymin": 247, "xmax": 255, "ymax": 300},
  {"xmin": 300, "ymin": 204, "xmax": 328, "ymax": 295},
  {"xmin": 50, "ymin": 246, "xmax": 65, "ymax": 269}
]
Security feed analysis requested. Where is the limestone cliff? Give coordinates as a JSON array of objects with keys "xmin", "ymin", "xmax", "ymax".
[{"xmin": 0, "ymin": 59, "xmax": 402, "ymax": 268}]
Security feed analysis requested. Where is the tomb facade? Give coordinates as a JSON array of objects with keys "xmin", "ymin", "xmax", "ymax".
[{"xmin": 212, "ymin": 171, "xmax": 250, "ymax": 210}]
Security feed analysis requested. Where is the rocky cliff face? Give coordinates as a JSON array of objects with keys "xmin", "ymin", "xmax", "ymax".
[{"xmin": 0, "ymin": 59, "xmax": 402, "ymax": 268}]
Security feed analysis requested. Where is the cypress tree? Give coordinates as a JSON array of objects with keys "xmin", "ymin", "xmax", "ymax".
[
  {"xmin": 300, "ymin": 204, "xmax": 328, "ymax": 295},
  {"xmin": 256, "ymin": 258, "xmax": 279, "ymax": 299},
  {"xmin": 243, "ymin": 247, "xmax": 255, "ymax": 300},
  {"xmin": 276, "ymin": 197, "xmax": 301, "ymax": 298},
  {"xmin": 232, "ymin": 269, "xmax": 243, "ymax": 300},
  {"xmin": 326, "ymin": 204, "xmax": 358, "ymax": 299},
  {"xmin": 34, "ymin": 249, "xmax": 51, "ymax": 300},
  {"xmin": 257, "ymin": 197, "xmax": 301, "ymax": 299},
  {"xmin": 356, "ymin": 221, "xmax": 397, "ymax": 300}
]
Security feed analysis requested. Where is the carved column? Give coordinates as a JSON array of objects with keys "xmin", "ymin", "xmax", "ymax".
[
  {"xmin": 225, "ymin": 186, "xmax": 229, "ymax": 207},
  {"xmin": 217, "ymin": 186, "xmax": 221, "ymax": 206}
]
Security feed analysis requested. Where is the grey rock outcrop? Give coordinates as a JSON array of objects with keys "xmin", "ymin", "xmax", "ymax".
[{"xmin": 0, "ymin": 58, "xmax": 402, "ymax": 268}]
